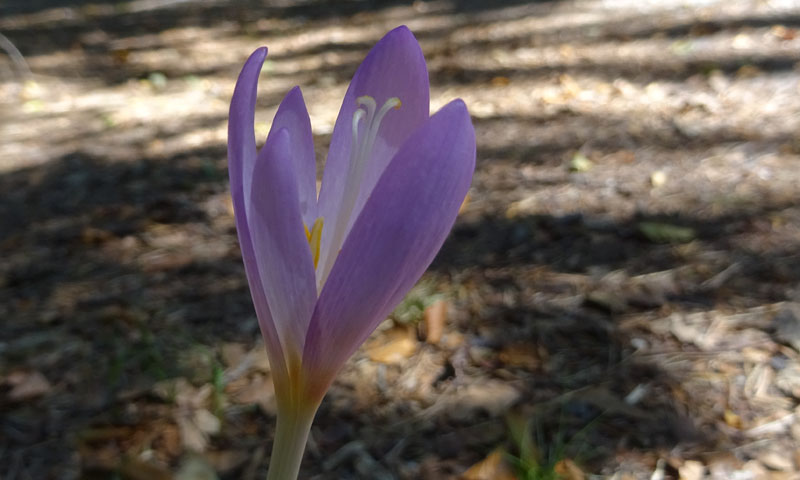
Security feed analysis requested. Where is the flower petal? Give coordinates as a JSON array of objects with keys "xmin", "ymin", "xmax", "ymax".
[
  {"xmin": 316, "ymin": 26, "xmax": 429, "ymax": 278},
  {"xmin": 230, "ymin": 47, "xmax": 266, "ymax": 219},
  {"xmin": 249, "ymin": 128, "xmax": 318, "ymax": 366},
  {"xmin": 227, "ymin": 47, "xmax": 290, "ymax": 387},
  {"xmin": 268, "ymin": 86, "xmax": 317, "ymax": 226},
  {"xmin": 303, "ymin": 100, "xmax": 475, "ymax": 394}
]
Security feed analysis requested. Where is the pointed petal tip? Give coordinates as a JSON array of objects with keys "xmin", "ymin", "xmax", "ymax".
[
  {"xmin": 229, "ymin": 48, "xmax": 270, "ymax": 190},
  {"xmin": 387, "ymin": 25, "xmax": 413, "ymax": 37},
  {"xmin": 370, "ymin": 25, "xmax": 422, "ymax": 59},
  {"xmin": 441, "ymin": 98, "xmax": 469, "ymax": 115},
  {"xmin": 435, "ymin": 99, "xmax": 475, "ymax": 138},
  {"xmin": 275, "ymin": 87, "xmax": 308, "ymax": 123},
  {"xmin": 239, "ymin": 47, "xmax": 268, "ymax": 76},
  {"xmin": 450, "ymin": 97, "xmax": 467, "ymax": 109},
  {"xmin": 285, "ymin": 85, "xmax": 304, "ymax": 100},
  {"xmin": 231, "ymin": 46, "xmax": 269, "ymax": 116},
  {"xmin": 381, "ymin": 25, "xmax": 420, "ymax": 49},
  {"xmin": 252, "ymin": 46, "xmax": 268, "ymax": 60},
  {"xmin": 269, "ymin": 85, "xmax": 317, "ymax": 224}
]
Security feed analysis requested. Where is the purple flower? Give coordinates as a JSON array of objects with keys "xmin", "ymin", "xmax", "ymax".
[{"xmin": 228, "ymin": 26, "xmax": 475, "ymax": 477}]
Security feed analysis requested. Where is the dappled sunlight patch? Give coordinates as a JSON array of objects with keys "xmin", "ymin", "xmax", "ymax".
[{"xmin": 1, "ymin": 0, "xmax": 800, "ymax": 477}]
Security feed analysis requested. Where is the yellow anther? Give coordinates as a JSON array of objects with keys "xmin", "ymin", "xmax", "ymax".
[
  {"xmin": 304, "ymin": 223, "xmax": 312, "ymax": 242},
  {"xmin": 308, "ymin": 217, "xmax": 324, "ymax": 269}
]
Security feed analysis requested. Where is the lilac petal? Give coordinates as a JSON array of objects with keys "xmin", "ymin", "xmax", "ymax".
[
  {"xmin": 303, "ymin": 100, "xmax": 475, "ymax": 393},
  {"xmin": 249, "ymin": 128, "xmax": 318, "ymax": 365},
  {"xmin": 227, "ymin": 47, "xmax": 290, "ymax": 387},
  {"xmin": 267, "ymin": 86, "xmax": 318, "ymax": 227},
  {"xmin": 230, "ymin": 48, "xmax": 266, "ymax": 219},
  {"xmin": 316, "ymin": 26, "xmax": 430, "ymax": 273}
]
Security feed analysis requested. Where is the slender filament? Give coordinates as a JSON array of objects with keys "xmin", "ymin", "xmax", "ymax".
[{"xmin": 317, "ymin": 95, "xmax": 401, "ymax": 290}]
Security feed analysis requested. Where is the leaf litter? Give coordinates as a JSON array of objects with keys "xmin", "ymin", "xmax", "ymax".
[{"xmin": 2, "ymin": 0, "xmax": 800, "ymax": 478}]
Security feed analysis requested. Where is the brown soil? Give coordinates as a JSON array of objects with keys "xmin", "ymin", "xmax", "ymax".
[{"xmin": 2, "ymin": 0, "xmax": 800, "ymax": 479}]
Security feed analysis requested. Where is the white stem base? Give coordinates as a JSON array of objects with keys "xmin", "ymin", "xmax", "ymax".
[{"xmin": 265, "ymin": 405, "xmax": 318, "ymax": 480}]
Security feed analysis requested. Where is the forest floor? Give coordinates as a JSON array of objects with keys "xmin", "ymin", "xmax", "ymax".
[{"xmin": 2, "ymin": 0, "xmax": 800, "ymax": 478}]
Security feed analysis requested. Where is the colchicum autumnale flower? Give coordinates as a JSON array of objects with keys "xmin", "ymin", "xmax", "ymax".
[{"xmin": 228, "ymin": 26, "xmax": 475, "ymax": 479}]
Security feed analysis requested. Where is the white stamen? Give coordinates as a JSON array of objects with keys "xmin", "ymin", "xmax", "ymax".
[
  {"xmin": 351, "ymin": 108, "xmax": 364, "ymax": 147},
  {"xmin": 317, "ymin": 95, "xmax": 401, "ymax": 289}
]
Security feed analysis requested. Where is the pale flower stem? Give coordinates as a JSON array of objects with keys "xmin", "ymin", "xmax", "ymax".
[{"xmin": 265, "ymin": 405, "xmax": 318, "ymax": 480}]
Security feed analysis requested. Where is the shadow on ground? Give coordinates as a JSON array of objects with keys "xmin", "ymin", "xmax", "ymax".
[{"xmin": 2, "ymin": 0, "xmax": 800, "ymax": 478}]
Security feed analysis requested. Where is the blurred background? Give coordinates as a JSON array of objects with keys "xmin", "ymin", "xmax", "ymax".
[{"xmin": 2, "ymin": 0, "xmax": 800, "ymax": 478}]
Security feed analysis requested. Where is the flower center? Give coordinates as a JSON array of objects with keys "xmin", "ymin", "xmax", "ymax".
[{"xmin": 315, "ymin": 95, "xmax": 401, "ymax": 290}]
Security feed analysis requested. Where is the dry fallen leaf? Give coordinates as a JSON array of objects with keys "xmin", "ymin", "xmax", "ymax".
[
  {"xmin": 554, "ymin": 458, "xmax": 586, "ymax": 480},
  {"xmin": 771, "ymin": 25, "xmax": 798, "ymax": 41},
  {"xmin": 724, "ymin": 409, "xmax": 743, "ymax": 429},
  {"xmin": 165, "ymin": 378, "xmax": 211, "ymax": 409},
  {"xmin": 678, "ymin": 460, "xmax": 705, "ymax": 480},
  {"xmin": 139, "ymin": 251, "xmax": 194, "ymax": 272},
  {"xmin": 220, "ymin": 343, "xmax": 247, "ymax": 368},
  {"xmin": 491, "ymin": 76, "xmax": 510, "ymax": 87},
  {"xmin": 669, "ymin": 313, "xmax": 720, "ymax": 351},
  {"xmin": 706, "ymin": 452, "xmax": 744, "ymax": 479},
  {"xmin": 443, "ymin": 380, "xmax": 521, "ymax": 420},
  {"xmin": 178, "ymin": 413, "xmax": 209, "ymax": 453},
  {"xmin": 227, "ymin": 373, "xmax": 277, "ymax": 415},
  {"xmin": 6, "ymin": 370, "xmax": 52, "ymax": 401},
  {"xmin": 160, "ymin": 423, "xmax": 182, "ymax": 458},
  {"xmin": 193, "ymin": 409, "xmax": 220, "ymax": 435},
  {"xmin": 459, "ymin": 193, "xmax": 471, "ymax": 214},
  {"xmin": 498, "ymin": 342, "xmax": 541, "ymax": 370},
  {"xmin": 741, "ymin": 460, "xmax": 768, "ymax": 478},
  {"xmin": 423, "ymin": 299, "xmax": 448, "ymax": 345},
  {"xmin": 757, "ymin": 449, "xmax": 794, "ymax": 471},
  {"xmin": 461, "ymin": 449, "xmax": 517, "ymax": 480},
  {"xmin": 365, "ymin": 324, "xmax": 418, "ymax": 364}
]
